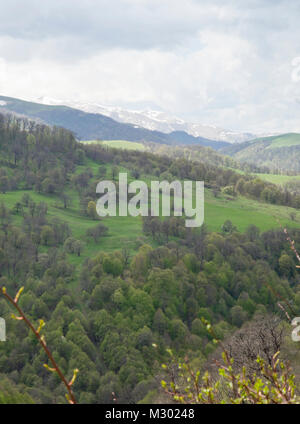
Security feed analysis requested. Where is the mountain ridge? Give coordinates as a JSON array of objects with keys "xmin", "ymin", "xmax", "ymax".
[
  {"xmin": 35, "ymin": 96, "xmax": 260, "ymax": 143},
  {"xmin": 0, "ymin": 95, "xmax": 229, "ymax": 150}
]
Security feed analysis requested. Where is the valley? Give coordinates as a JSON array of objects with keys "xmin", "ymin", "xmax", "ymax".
[{"xmin": 0, "ymin": 105, "xmax": 299, "ymax": 405}]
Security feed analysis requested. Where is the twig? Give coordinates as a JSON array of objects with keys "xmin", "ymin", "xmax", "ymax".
[{"xmin": 0, "ymin": 286, "xmax": 78, "ymax": 404}]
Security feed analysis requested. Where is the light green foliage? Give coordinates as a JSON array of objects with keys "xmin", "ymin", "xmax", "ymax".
[{"xmin": 161, "ymin": 321, "xmax": 299, "ymax": 404}]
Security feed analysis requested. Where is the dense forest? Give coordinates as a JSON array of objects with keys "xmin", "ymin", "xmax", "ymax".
[{"xmin": 0, "ymin": 113, "xmax": 299, "ymax": 404}]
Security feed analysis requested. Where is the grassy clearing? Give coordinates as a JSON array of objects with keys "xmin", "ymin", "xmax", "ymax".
[
  {"xmin": 80, "ymin": 139, "xmax": 146, "ymax": 151},
  {"xmin": 252, "ymin": 173, "xmax": 300, "ymax": 185},
  {"xmin": 267, "ymin": 133, "xmax": 300, "ymax": 149},
  {"xmin": 1, "ymin": 181, "xmax": 299, "ymax": 264},
  {"xmin": 0, "ymin": 189, "xmax": 145, "ymax": 270},
  {"xmin": 1, "ymin": 158, "xmax": 299, "ymax": 271},
  {"xmin": 228, "ymin": 168, "xmax": 300, "ymax": 186},
  {"xmin": 204, "ymin": 189, "xmax": 300, "ymax": 232}
]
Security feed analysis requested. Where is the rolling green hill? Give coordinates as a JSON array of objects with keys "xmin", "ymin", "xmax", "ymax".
[
  {"xmin": 222, "ymin": 133, "xmax": 300, "ymax": 173},
  {"xmin": 1, "ymin": 158, "xmax": 299, "ymax": 273},
  {"xmin": 266, "ymin": 133, "xmax": 300, "ymax": 149},
  {"xmin": 1, "ymin": 111, "xmax": 300, "ymax": 405}
]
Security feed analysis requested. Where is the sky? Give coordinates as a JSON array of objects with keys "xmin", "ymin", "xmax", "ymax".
[{"xmin": 0, "ymin": 0, "xmax": 300, "ymax": 133}]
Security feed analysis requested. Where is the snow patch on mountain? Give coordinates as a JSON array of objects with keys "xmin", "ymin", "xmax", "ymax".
[{"xmin": 35, "ymin": 97, "xmax": 263, "ymax": 143}]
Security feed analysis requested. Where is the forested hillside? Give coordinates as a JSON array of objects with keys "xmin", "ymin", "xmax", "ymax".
[
  {"xmin": 0, "ymin": 113, "xmax": 300, "ymax": 404},
  {"xmin": 222, "ymin": 134, "xmax": 300, "ymax": 174}
]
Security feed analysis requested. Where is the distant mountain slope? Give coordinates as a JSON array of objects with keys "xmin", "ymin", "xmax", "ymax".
[
  {"xmin": 0, "ymin": 95, "xmax": 228, "ymax": 150},
  {"xmin": 265, "ymin": 133, "xmax": 300, "ymax": 149},
  {"xmin": 166, "ymin": 131, "xmax": 229, "ymax": 149},
  {"xmin": 36, "ymin": 96, "xmax": 258, "ymax": 143},
  {"xmin": 222, "ymin": 133, "xmax": 300, "ymax": 173}
]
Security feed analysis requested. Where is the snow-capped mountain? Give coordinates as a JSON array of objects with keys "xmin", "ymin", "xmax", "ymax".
[{"xmin": 35, "ymin": 97, "xmax": 257, "ymax": 143}]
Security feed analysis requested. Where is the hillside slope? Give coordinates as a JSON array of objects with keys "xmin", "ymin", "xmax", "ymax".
[
  {"xmin": 0, "ymin": 95, "xmax": 228, "ymax": 150},
  {"xmin": 36, "ymin": 96, "xmax": 257, "ymax": 143},
  {"xmin": 0, "ymin": 112, "xmax": 300, "ymax": 405},
  {"xmin": 222, "ymin": 133, "xmax": 300, "ymax": 173}
]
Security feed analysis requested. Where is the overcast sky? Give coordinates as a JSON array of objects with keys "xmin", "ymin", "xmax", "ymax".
[{"xmin": 0, "ymin": 0, "xmax": 300, "ymax": 133}]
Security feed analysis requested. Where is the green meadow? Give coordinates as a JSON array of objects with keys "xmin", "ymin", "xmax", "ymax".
[
  {"xmin": 252, "ymin": 173, "xmax": 300, "ymax": 185},
  {"xmin": 1, "ymin": 158, "xmax": 299, "ymax": 271},
  {"xmin": 228, "ymin": 168, "xmax": 300, "ymax": 186},
  {"xmin": 267, "ymin": 133, "xmax": 300, "ymax": 149},
  {"xmin": 80, "ymin": 139, "xmax": 146, "ymax": 151}
]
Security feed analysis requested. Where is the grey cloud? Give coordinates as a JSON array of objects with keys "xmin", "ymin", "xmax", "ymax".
[
  {"xmin": 0, "ymin": 0, "xmax": 299, "ymax": 61},
  {"xmin": 0, "ymin": 0, "xmax": 300, "ymax": 133},
  {"xmin": 0, "ymin": 0, "xmax": 212, "ymax": 50}
]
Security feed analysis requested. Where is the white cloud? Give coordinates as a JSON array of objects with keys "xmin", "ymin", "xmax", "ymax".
[{"xmin": 0, "ymin": 0, "xmax": 300, "ymax": 133}]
